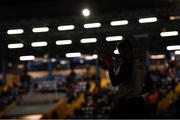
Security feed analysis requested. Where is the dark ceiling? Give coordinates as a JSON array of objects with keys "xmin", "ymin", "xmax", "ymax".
[{"xmin": 0, "ymin": 0, "xmax": 180, "ymax": 62}]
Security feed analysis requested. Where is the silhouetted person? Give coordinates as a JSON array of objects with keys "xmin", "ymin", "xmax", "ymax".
[
  {"xmin": 66, "ymin": 69, "xmax": 77, "ymax": 103},
  {"xmin": 167, "ymin": 61, "xmax": 176, "ymax": 93},
  {"xmin": 98, "ymin": 39, "xmax": 153, "ymax": 118},
  {"xmin": 20, "ymin": 70, "xmax": 31, "ymax": 93}
]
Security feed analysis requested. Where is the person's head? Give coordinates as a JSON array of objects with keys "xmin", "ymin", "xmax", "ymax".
[{"xmin": 117, "ymin": 39, "xmax": 133, "ymax": 60}]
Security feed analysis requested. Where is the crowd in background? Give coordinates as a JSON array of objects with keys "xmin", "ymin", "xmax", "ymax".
[{"xmin": 0, "ymin": 61, "xmax": 180, "ymax": 118}]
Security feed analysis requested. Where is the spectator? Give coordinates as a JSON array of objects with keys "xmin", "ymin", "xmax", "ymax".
[{"xmin": 98, "ymin": 38, "xmax": 153, "ymax": 118}]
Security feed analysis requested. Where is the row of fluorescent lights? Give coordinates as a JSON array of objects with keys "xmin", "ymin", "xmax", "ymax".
[
  {"xmin": 7, "ymin": 20, "xmax": 178, "ymax": 38},
  {"xmin": 19, "ymin": 53, "xmax": 98, "ymax": 61},
  {"xmin": 7, "ymin": 17, "xmax": 159, "ymax": 35},
  {"xmin": 8, "ymin": 30, "xmax": 178, "ymax": 48},
  {"xmin": 8, "ymin": 36, "xmax": 123, "ymax": 49}
]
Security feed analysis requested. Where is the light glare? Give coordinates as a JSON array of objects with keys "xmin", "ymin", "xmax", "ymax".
[{"xmin": 114, "ymin": 49, "xmax": 120, "ymax": 54}]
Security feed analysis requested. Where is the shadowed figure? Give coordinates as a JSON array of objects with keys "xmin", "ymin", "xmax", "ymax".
[{"xmin": 98, "ymin": 38, "xmax": 153, "ymax": 118}]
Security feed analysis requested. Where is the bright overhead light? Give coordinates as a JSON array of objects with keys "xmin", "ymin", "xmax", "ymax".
[
  {"xmin": 80, "ymin": 38, "xmax": 97, "ymax": 43},
  {"xmin": 20, "ymin": 55, "xmax": 35, "ymax": 61},
  {"xmin": 82, "ymin": 8, "xmax": 90, "ymax": 17},
  {"xmin": 56, "ymin": 40, "xmax": 72, "ymax": 45},
  {"xmin": 106, "ymin": 36, "xmax": 123, "ymax": 41},
  {"xmin": 84, "ymin": 54, "xmax": 98, "ymax": 60},
  {"xmin": 114, "ymin": 49, "xmax": 120, "ymax": 54},
  {"xmin": 110, "ymin": 20, "xmax": 128, "ymax": 26},
  {"xmin": 175, "ymin": 50, "xmax": 180, "ymax": 55},
  {"xmin": 8, "ymin": 43, "xmax": 24, "ymax": 49},
  {"xmin": 32, "ymin": 27, "xmax": 49, "ymax": 33},
  {"xmin": 169, "ymin": 16, "xmax": 180, "ymax": 20},
  {"xmin": 66, "ymin": 52, "xmax": 81, "ymax": 58},
  {"xmin": 167, "ymin": 45, "xmax": 180, "ymax": 50},
  {"xmin": 31, "ymin": 41, "xmax": 47, "ymax": 47},
  {"xmin": 138, "ymin": 17, "xmax": 157, "ymax": 23},
  {"xmin": 150, "ymin": 55, "xmax": 165, "ymax": 59},
  {"xmin": 160, "ymin": 31, "xmax": 178, "ymax": 37},
  {"xmin": 57, "ymin": 25, "xmax": 75, "ymax": 31},
  {"xmin": 7, "ymin": 29, "xmax": 24, "ymax": 35},
  {"xmin": 84, "ymin": 56, "xmax": 94, "ymax": 60},
  {"xmin": 84, "ymin": 23, "xmax": 101, "ymax": 28},
  {"xmin": 92, "ymin": 54, "xmax": 98, "ymax": 59}
]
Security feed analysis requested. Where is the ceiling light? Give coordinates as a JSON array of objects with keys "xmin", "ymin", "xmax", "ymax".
[
  {"xmin": 32, "ymin": 27, "xmax": 49, "ymax": 33},
  {"xmin": 160, "ymin": 31, "xmax": 178, "ymax": 37},
  {"xmin": 31, "ymin": 41, "xmax": 47, "ymax": 47},
  {"xmin": 138, "ymin": 17, "xmax": 157, "ymax": 23},
  {"xmin": 110, "ymin": 20, "xmax": 128, "ymax": 26},
  {"xmin": 167, "ymin": 45, "xmax": 180, "ymax": 50},
  {"xmin": 80, "ymin": 38, "xmax": 97, "ymax": 43},
  {"xmin": 84, "ymin": 56, "xmax": 94, "ymax": 60},
  {"xmin": 8, "ymin": 43, "xmax": 24, "ymax": 49},
  {"xmin": 20, "ymin": 55, "xmax": 35, "ymax": 61},
  {"xmin": 92, "ymin": 54, "xmax": 98, "ymax": 59},
  {"xmin": 150, "ymin": 55, "xmax": 165, "ymax": 59},
  {"xmin": 57, "ymin": 25, "xmax": 75, "ymax": 31},
  {"xmin": 106, "ymin": 36, "xmax": 123, "ymax": 41},
  {"xmin": 7, "ymin": 29, "xmax": 24, "ymax": 35},
  {"xmin": 169, "ymin": 16, "xmax": 180, "ymax": 20},
  {"xmin": 82, "ymin": 8, "xmax": 90, "ymax": 17},
  {"xmin": 84, "ymin": 23, "xmax": 101, "ymax": 28},
  {"xmin": 66, "ymin": 52, "xmax": 81, "ymax": 58},
  {"xmin": 56, "ymin": 40, "xmax": 72, "ymax": 45},
  {"xmin": 175, "ymin": 50, "xmax": 180, "ymax": 55}
]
